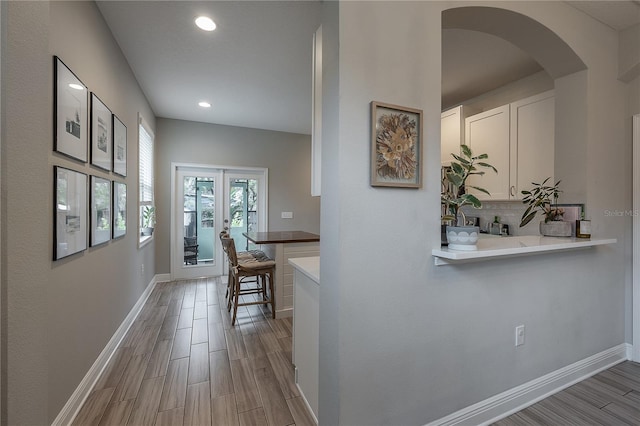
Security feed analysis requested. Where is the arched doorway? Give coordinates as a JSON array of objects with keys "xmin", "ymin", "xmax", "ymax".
[{"xmin": 441, "ymin": 5, "xmax": 590, "ymax": 211}]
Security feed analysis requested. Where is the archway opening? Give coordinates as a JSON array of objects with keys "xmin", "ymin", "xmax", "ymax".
[{"xmin": 441, "ymin": 6, "xmax": 588, "ymax": 234}]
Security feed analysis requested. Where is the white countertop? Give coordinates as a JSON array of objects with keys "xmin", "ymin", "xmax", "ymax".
[
  {"xmin": 432, "ymin": 235, "xmax": 617, "ymax": 265},
  {"xmin": 288, "ymin": 256, "xmax": 320, "ymax": 283}
]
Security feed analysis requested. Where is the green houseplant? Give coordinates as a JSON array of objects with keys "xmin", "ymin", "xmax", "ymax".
[
  {"xmin": 441, "ymin": 144, "xmax": 497, "ymax": 250},
  {"xmin": 519, "ymin": 177, "xmax": 571, "ymax": 236},
  {"xmin": 141, "ymin": 205, "xmax": 155, "ymax": 236}
]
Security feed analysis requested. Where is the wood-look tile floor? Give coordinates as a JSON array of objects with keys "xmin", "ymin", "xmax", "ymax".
[
  {"xmin": 494, "ymin": 360, "xmax": 640, "ymax": 426},
  {"xmin": 72, "ymin": 277, "xmax": 315, "ymax": 426}
]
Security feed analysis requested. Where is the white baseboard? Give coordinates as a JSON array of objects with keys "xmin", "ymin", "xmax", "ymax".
[
  {"xmin": 52, "ymin": 275, "xmax": 161, "ymax": 426},
  {"xmin": 276, "ymin": 307, "xmax": 293, "ymax": 319},
  {"xmin": 295, "ymin": 379, "xmax": 319, "ymax": 425},
  {"xmin": 155, "ymin": 273, "xmax": 171, "ymax": 283},
  {"xmin": 427, "ymin": 343, "xmax": 630, "ymax": 426}
]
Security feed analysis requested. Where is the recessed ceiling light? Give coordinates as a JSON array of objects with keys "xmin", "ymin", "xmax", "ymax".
[
  {"xmin": 199, "ymin": 101, "xmax": 211, "ymax": 108},
  {"xmin": 195, "ymin": 16, "xmax": 216, "ymax": 31},
  {"xmin": 68, "ymin": 83, "xmax": 84, "ymax": 90}
]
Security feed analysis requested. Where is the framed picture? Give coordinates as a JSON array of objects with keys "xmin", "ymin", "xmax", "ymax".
[
  {"xmin": 558, "ymin": 203, "xmax": 585, "ymax": 237},
  {"xmin": 371, "ymin": 101, "xmax": 423, "ymax": 188},
  {"xmin": 113, "ymin": 182, "xmax": 127, "ymax": 239},
  {"xmin": 54, "ymin": 166, "xmax": 87, "ymax": 260},
  {"xmin": 91, "ymin": 93, "xmax": 113, "ymax": 171},
  {"xmin": 54, "ymin": 56, "xmax": 88, "ymax": 162},
  {"xmin": 90, "ymin": 176, "xmax": 111, "ymax": 246},
  {"xmin": 113, "ymin": 115, "xmax": 127, "ymax": 177}
]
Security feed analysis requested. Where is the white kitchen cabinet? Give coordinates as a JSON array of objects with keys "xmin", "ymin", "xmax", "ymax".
[
  {"xmin": 465, "ymin": 91, "xmax": 555, "ymax": 200},
  {"xmin": 441, "ymin": 106, "xmax": 464, "ymax": 165},
  {"xmin": 510, "ymin": 90, "xmax": 555, "ymax": 198},
  {"xmin": 465, "ymin": 104, "xmax": 511, "ymax": 200}
]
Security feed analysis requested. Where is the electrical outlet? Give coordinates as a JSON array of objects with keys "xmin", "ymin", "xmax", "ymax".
[
  {"xmin": 141, "ymin": 263, "xmax": 145, "ymax": 275},
  {"xmin": 515, "ymin": 325, "xmax": 525, "ymax": 346}
]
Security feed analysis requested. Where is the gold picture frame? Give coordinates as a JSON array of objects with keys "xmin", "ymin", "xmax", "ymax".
[{"xmin": 371, "ymin": 101, "xmax": 423, "ymax": 188}]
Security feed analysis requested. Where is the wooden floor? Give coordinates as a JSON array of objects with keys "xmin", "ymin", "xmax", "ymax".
[
  {"xmin": 494, "ymin": 360, "xmax": 640, "ymax": 425},
  {"xmin": 72, "ymin": 277, "xmax": 315, "ymax": 426},
  {"xmin": 73, "ymin": 277, "xmax": 640, "ymax": 426}
]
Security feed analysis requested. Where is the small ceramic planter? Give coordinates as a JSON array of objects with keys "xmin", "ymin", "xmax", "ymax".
[
  {"xmin": 539, "ymin": 220, "xmax": 571, "ymax": 237},
  {"xmin": 446, "ymin": 225, "xmax": 480, "ymax": 251}
]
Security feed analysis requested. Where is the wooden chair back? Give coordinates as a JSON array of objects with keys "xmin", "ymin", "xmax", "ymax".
[{"xmin": 220, "ymin": 235, "xmax": 238, "ymax": 267}]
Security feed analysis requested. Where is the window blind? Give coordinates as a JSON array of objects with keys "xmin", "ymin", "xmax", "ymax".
[{"xmin": 139, "ymin": 121, "xmax": 154, "ymax": 204}]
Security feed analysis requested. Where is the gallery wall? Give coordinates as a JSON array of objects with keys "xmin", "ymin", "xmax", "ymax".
[
  {"xmin": 154, "ymin": 118, "xmax": 320, "ymax": 274},
  {"xmin": 3, "ymin": 1, "xmax": 155, "ymax": 423}
]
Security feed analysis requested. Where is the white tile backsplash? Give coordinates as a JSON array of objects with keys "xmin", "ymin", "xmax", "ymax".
[{"xmin": 461, "ymin": 201, "xmax": 540, "ymax": 236}]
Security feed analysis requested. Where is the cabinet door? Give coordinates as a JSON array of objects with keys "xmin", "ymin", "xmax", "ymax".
[
  {"xmin": 441, "ymin": 106, "xmax": 463, "ymax": 166},
  {"xmin": 465, "ymin": 104, "xmax": 510, "ymax": 200},
  {"xmin": 511, "ymin": 91, "xmax": 555, "ymax": 199}
]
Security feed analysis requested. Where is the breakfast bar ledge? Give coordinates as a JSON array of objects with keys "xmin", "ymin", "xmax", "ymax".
[{"xmin": 432, "ymin": 235, "xmax": 617, "ymax": 266}]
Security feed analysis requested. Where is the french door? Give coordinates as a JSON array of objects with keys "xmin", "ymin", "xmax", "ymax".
[{"xmin": 171, "ymin": 164, "xmax": 267, "ymax": 280}]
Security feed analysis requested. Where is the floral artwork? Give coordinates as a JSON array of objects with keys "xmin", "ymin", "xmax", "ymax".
[{"xmin": 371, "ymin": 102, "xmax": 423, "ymax": 188}]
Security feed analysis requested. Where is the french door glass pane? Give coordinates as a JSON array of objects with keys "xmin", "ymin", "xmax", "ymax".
[
  {"xmin": 229, "ymin": 178, "xmax": 258, "ymax": 251},
  {"xmin": 183, "ymin": 176, "xmax": 215, "ymax": 265}
]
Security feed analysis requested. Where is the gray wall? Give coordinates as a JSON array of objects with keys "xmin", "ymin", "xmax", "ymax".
[
  {"xmin": 319, "ymin": 1, "xmax": 631, "ymax": 424},
  {"xmin": 3, "ymin": 1, "xmax": 155, "ymax": 423},
  {"xmin": 154, "ymin": 118, "xmax": 320, "ymax": 273}
]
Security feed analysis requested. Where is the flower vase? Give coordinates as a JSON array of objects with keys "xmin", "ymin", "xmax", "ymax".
[
  {"xmin": 539, "ymin": 220, "xmax": 571, "ymax": 237},
  {"xmin": 446, "ymin": 225, "xmax": 480, "ymax": 251}
]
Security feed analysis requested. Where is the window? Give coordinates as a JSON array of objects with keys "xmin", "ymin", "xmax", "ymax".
[{"xmin": 139, "ymin": 115, "xmax": 154, "ymax": 244}]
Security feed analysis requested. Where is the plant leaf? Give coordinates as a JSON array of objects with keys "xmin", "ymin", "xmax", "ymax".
[
  {"xmin": 520, "ymin": 211, "xmax": 537, "ymax": 227},
  {"xmin": 476, "ymin": 162, "xmax": 498, "ymax": 173},
  {"xmin": 467, "ymin": 185, "xmax": 490, "ymax": 196},
  {"xmin": 461, "ymin": 193, "xmax": 482, "ymax": 208}
]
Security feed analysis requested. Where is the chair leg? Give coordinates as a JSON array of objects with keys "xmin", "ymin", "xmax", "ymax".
[
  {"xmin": 269, "ymin": 269, "xmax": 276, "ymax": 319},
  {"xmin": 259, "ymin": 274, "xmax": 267, "ymax": 301},
  {"xmin": 226, "ymin": 274, "xmax": 233, "ymax": 312},
  {"xmin": 231, "ymin": 275, "xmax": 240, "ymax": 326}
]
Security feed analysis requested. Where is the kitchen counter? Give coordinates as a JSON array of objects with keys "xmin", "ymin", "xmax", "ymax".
[
  {"xmin": 243, "ymin": 231, "xmax": 320, "ymax": 244},
  {"xmin": 244, "ymin": 231, "xmax": 320, "ymax": 317},
  {"xmin": 433, "ymin": 235, "xmax": 617, "ymax": 265},
  {"xmin": 288, "ymin": 256, "xmax": 320, "ymax": 283}
]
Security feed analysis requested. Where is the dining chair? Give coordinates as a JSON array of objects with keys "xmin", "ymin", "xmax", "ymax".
[
  {"xmin": 220, "ymin": 235, "xmax": 275, "ymax": 325},
  {"xmin": 219, "ymin": 231, "xmax": 270, "ymax": 303}
]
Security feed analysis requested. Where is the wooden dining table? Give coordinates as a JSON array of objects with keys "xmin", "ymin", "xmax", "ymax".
[{"xmin": 243, "ymin": 231, "xmax": 320, "ymax": 318}]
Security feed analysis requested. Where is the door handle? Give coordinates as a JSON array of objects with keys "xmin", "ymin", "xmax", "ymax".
[{"xmin": 510, "ymin": 186, "xmax": 516, "ymax": 197}]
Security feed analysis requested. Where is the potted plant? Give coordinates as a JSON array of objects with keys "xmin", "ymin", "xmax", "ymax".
[
  {"xmin": 141, "ymin": 205, "xmax": 155, "ymax": 236},
  {"xmin": 519, "ymin": 177, "xmax": 571, "ymax": 237},
  {"xmin": 441, "ymin": 144, "xmax": 497, "ymax": 250}
]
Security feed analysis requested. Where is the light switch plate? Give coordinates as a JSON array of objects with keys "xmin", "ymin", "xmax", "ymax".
[{"xmin": 281, "ymin": 211, "xmax": 293, "ymax": 219}]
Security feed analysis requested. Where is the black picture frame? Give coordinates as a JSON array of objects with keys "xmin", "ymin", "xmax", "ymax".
[
  {"xmin": 113, "ymin": 115, "xmax": 127, "ymax": 177},
  {"xmin": 113, "ymin": 182, "xmax": 127, "ymax": 239},
  {"xmin": 54, "ymin": 56, "xmax": 88, "ymax": 162},
  {"xmin": 91, "ymin": 93, "xmax": 113, "ymax": 171},
  {"xmin": 54, "ymin": 166, "xmax": 88, "ymax": 260},
  {"xmin": 90, "ymin": 175, "xmax": 112, "ymax": 246}
]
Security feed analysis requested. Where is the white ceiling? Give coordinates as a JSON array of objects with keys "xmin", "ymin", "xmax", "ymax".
[
  {"xmin": 96, "ymin": 1, "xmax": 639, "ymax": 136},
  {"xmin": 96, "ymin": 0, "xmax": 322, "ymax": 135}
]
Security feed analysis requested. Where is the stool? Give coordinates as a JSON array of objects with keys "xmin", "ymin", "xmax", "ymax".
[{"xmin": 220, "ymin": 235, "xmax": 275, "ymax": 325}]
